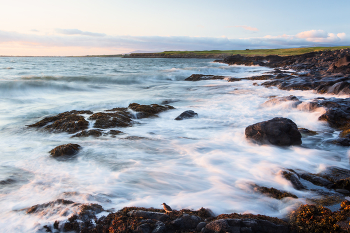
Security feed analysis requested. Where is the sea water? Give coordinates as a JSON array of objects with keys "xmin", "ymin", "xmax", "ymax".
[{"xmin": 0, "ymin": 57, "xmax": 349, "ymax": 232}]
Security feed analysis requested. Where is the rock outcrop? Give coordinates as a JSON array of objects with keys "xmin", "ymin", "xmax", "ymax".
[
  {"xmin": 175, "ymin": 110, "xmax": 198, "ymax": 120},
  {"xmin": 245, "ymin": 117, "xmax": 302, "ymax": 146}
]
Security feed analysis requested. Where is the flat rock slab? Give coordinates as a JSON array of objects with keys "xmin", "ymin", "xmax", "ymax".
[
  {"xmin": 49, "ymin": 143, "xmax": 81, "ymax": 157},
  {"xmin": 245, "ymin": 117, "xmax": 302, "ymax": 146}
]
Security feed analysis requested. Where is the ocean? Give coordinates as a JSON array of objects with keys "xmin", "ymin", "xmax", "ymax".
[{"xmin": 0, "ymin": 57, "xmax": 348, "ymax": 232}]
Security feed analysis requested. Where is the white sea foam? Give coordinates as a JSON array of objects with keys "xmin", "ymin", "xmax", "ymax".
[{"xmin": 0, "ymin": 57, "xmax": 349, "ymax": 232}]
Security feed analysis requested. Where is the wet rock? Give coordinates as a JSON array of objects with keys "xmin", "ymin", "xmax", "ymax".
[
  {"xmin": 289, "ymin": 202, "xmax": 350, "ymax": 233},
  {"xmin": 307, "ymin": 189, "xmax": 345, "ymax": 206},
  {"xmin": 261, "ymin": 95, "xmax": 301, "ymax": 108},
  {"xmin": 0, "ymin": 178, "xmax": 16, "ymax": 185},
  {"xmin": 175, "ymin": 110, "xmax": 198, "ymax": 120},
  {"xmin": 298, "ymin": 128, "xmax": 317, "ymax": 136},
  {"xmin": 128, "ymin": 103, "xmax": 175, "ymax": 118},
  {"xmin": 25, "ymin": 199, "xmax": 75, "ymax": 214},
  {"xmin": 281, "ymin": 170, "xmax": 306, "ymax": 190},
  {"xmin": 318, "ymin": 166, "xmax": 350, "ymax": 183},
  {"xmin": 135, "ymin": 223, "xmax": 152, "ymax": 233},
  {"xmin": 300, "ymin": 172, "xmax": 333, "ymax": 188},
  {"xmin": 184, "ymin": 74, "xmax": 228, "ymax": 81},
  {"xmin": 72, "ymin": 129, "xmax": 102, "ymax": 137},
  {"xmin": 152, "ymin": 221, "xmax": 166, "ymax": 233},
  {"xmin": 89, "ymin": 110, "xmax": 132, "ymax": 129},
  {"xmin": 203, "ymin": 219, "xmax": 231, "ymax": 233},
  {"xmin": 108, "ymin": 130, "xmax": 123, "ymax": 135},
  {"xmin": 27, "ymin": 110, "xmax": 91, "ymax": 133},
  {"xmin": 171, "ymin": 213, "xmax": 201, "ymax": 229},
  {"xmin": 49, "ymin": 143, "xmax": 81, "ymax": 157},
  {"xmin": 245, "ymin": 117, "xmax": 302, "ymax": 146},
  {"xmin": 128, "ymin": 210, "xmax": 169, "ymax": 222},
  {"xmin": 77, "ymin": 203, "xmax": 104, "ymax": 221},
  {"xmin": 247, "ymin": 75, "xmax": 275, "ymax": 80},
  {"xmin": 252, "ymin": 184, "xmax": 298, "ymax": 199},
  {"xmin": 196, "ymin": 222, "xmax": 207, "ymax": 231}
]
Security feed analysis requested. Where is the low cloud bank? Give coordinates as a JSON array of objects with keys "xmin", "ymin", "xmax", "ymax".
[{"xmin": 0, "ymin": 29, "xmax": 348, "ymax": 55}]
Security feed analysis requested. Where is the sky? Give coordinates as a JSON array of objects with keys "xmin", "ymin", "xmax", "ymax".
[{"xmin": 0, "ymin": 0, "xmax": 349, "ymax": 56}]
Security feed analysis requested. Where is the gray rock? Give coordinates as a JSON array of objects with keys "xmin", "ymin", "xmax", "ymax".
[
  {"xmin": 134, "ymin": 223, "xmax": 151, "ymax": 233},
  {"xmin": 282, "ymin": 170, "xmax": 306, "ymax": 190},
  {"xmin": 172, "ymin": 213, "xmax": 201, "ymax": 229},
  {"xmin": 175, "ymin": 110, "xmax": 198, "ymax": 120},
  {"xmin": 152, "ymin": 221, "xmax": 166, "ymax": 233},
  {"xmin": 245, "ymin": 117, "xmax": 302, "ymax": 146},
  {"xmin": 196, "ymin": 222, "xmax": 207, "ymax": 232},
  {"xmin": 300, "ymin": 173, "xmax": 334, "ymax": 188},
  {"xmin": 128, "ymin": 210, "xmax": 169, "ymax": 222},
  {"xmin": 203, "ymin": 219, "xmax": 231, "ymax": 233},
  {"xmin": 256, "ymin": 219, "xmax": 289, "ymax": 233}
]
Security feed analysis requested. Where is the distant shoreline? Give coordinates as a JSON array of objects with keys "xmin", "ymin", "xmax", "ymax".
[{"xmin": 1, "ymin": 46, "xmax": 349, "ymax": 58}]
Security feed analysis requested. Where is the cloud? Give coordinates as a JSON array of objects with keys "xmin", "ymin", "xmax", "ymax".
[
  {"xmin": 295, "ymin": 29, "xmax": 346, "ymax": 43},
  {"xmin": 227, "ymin": 25, "xmax": 259, "ymax": 32},
  {"xmin": 0, "ymin": 29, "xmax": 348, "ymax": 56},
  {"xmin": 55, "ymin": 28, "xmax": 106, "ymax": 37}
]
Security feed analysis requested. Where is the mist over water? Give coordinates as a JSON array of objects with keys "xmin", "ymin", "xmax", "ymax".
[{"xmin": 0, "ymin": 57, "xmax": 349, "ymax": 232}]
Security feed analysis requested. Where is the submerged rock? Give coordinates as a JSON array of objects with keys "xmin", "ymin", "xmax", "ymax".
[
  {"xmin": 261, "ymin": 95, "xmax": 301, "ymax": 108},
  {"xmin": 174, "ymin": 110, "xmax": 198, "ymax": 120},
  {"xmin": 298, "ymin": 128, "xmax": 317, "ymax": 136},
  {"xmin": 184, "ymin": 74, "xmax": 228, "ymax": 81},
  {"xmin": 281, "ymin": 170, "xmax": 306, "ymax": 190},
  {"xmin": 72, "ymin": 129, "xmax": 102, "ymax": 137},
  {"xmin": 252, "ymin": 184, "xmax": 298, "ymax": 199},
  {"xmin": 245, "ymin": 117, "xmax": 302, "ymax": 146},
  {"xmin": 128, "ymin": 103, "xmax": 175, "ymax": 118},
  {"xmin": 49, "ymin": 143, "xmax": 81, "ymax": 157}
]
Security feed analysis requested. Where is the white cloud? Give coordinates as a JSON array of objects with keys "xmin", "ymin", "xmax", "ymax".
[
  {"xmin": 55, "ymin": 29, "xmax": 106, "ymax": 37},
  {"xmin": 296, "ymin": 30, "xmax": 328, "ymax": 39},
  {"xmin": 0, "ymin": 29, "xmax": 348, "ymax": 55}
]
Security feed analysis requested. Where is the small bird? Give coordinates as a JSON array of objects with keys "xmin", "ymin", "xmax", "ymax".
[{"xmin": 161, "ymin": 203, "xmax": 173, "ymax": 214}]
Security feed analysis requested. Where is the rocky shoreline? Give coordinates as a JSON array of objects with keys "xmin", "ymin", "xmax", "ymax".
[{"xmin": 24, "ymin": 49, "xmax": 350, "ymax": 232}]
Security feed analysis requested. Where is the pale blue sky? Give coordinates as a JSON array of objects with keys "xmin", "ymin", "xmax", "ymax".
[{"xmin": 0, "ymin": 0, "xmax": 349, "ymax": 55}]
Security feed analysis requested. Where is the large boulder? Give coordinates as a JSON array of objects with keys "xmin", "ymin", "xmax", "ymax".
[{"xmin": 245, "ymin": 117, "xmax": 302, "ymax": 146}]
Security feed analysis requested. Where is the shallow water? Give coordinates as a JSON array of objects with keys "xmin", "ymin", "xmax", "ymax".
[{"xmin": 0, "ymin": 57, "xmax": 349, "ymax": 232}]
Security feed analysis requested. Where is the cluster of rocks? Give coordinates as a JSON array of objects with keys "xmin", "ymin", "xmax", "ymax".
[
  {"xmin": 216, "ymin": 49, "xmax": 350, "ymax": 95},
  {"xmin": 27, "ymin": 199, "xmax": 350, "ymax": 233},
  {"xmin": 27, "ymin": 103, "xmax": 198, "ymax": 158}
]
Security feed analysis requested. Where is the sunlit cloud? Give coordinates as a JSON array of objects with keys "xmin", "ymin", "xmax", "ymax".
[{"xmin": 227, "ymin": 25, "xmax": 259, "ymax": 32}]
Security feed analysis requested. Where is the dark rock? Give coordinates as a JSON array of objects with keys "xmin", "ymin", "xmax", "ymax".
[
  {"xmin": 172, "ymin": 213, "xmax": 201, "ymax": 229},
  {"xmin": 25, "ymin": 199, "xmax": 75, "ymax": 214},
  {"xmin": 72, "ymin": 129, "xmax": 102, "ymax": 138},
  {"xmin": 262, "ymin": 95, "xmax": 301, "ymax": 108},
  {"xmin": 89, "ymin": 111, "xmax": 132, "ymax": 129},
  {"xmin": 247, "ymin": 75, "xmax": 274, "ymax": 80},
  {"xmin": 185, "ymin": 74, "xmax": 228, "ymax": 81},
  {"xmin": 135, "ymin": 223, "xmax": 152, "ymax": 233},
  {"xmin": 252, "ymin": 185, "xmax": 298, "ymax": 199},
  {"xmin": 245, "ymin": 117, "xmax": 302, "ymax": 146},
  {"xmin": 175, "ymin": 110, "xmax": 198, "ymax": 120},
  {"xmin": 49, "ymin": 143, "xmax": 81, "ymax": 157},
  {"xmin": 0, "ymin": 178, "xmax": 16, "ymax": 185},
  {"xmin": 203, "ymin": 219, "xmax": 231, "ymax": 233},
  {"xmin": 128, "ymin": 210, "xmax": 169, "ymax": 222},
  {"xmin": 53, "ymin": 220, "xmax": 59, "ymax": 229},
  {"xmin": 77, "ymin": 203, "xmax": 104, "ymax": 221},
  {"xmin": 128, "ymin": 103, "xmax": 175, "ymax": 118},
  {"xmin": 335, "ymin": 56, "xmax": 350, "ymax": 68},
  {"xmin": 281, "ymin": 170, "xmax": 306, "ymax": 190},
  {"xmin": 152, "ymin": 221, "xmax": 166, "ymax": 233},
  {"xmin": 298, "ymin": 128, "xmax": 317, "ymax": 136},
  {"xmin": 300, "ymin": 173, "xmax": 334, "ymax": 188},
  {"xmin": 108, "ymin": 130, "xmax": 123, "ymax": 135},
  {"xmin": 27, "ymin": 110, "xmax": 91, "ymax": 133},
  {"xmin": 196, "ymin": 222, "xmax": 207, "ymax": 231},
  {"xmin": 290, "ymin": 202, "xmax": 350, "ymax": 233}
]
